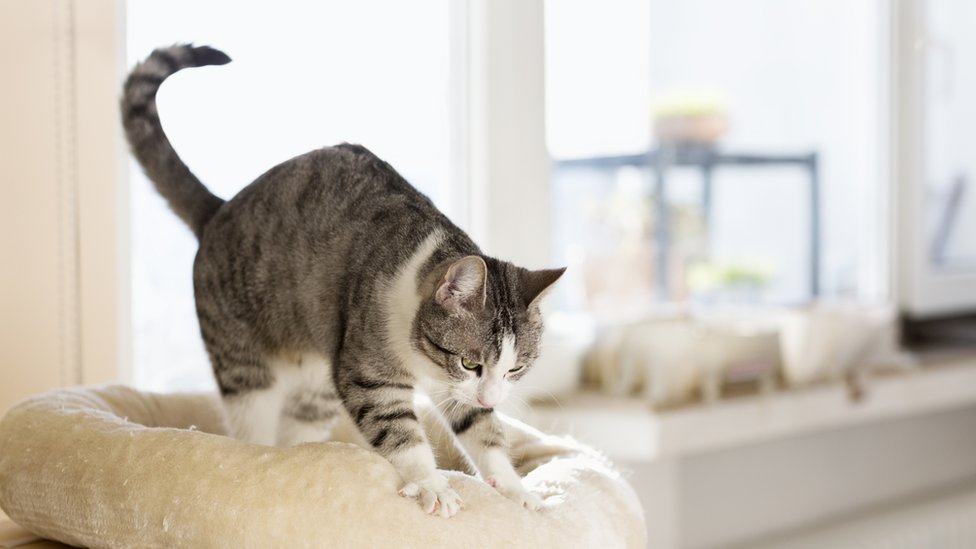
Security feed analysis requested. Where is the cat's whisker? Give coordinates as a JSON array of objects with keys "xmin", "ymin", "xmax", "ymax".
[
  {"xmin": 503, "ymin": 394, "xmax": 534, "ymax": 420},
  {"xmin": 432, "ymin": 396, "xmax": 453, "ymax": 412},
  {"xmin": 425, "ymin": 393, "xmax": 455, "ymax": 419},
  {"xmin": 517, "ymin": 384, "xmax": 567, "ymax": 414}
]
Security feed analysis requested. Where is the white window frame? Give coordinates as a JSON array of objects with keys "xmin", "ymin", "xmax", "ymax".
[
  {"xmin": 893, "ymin": 0, "xmax": 976, "ymax": 318},
  {"xmin": 451, "ymin": 0, "xmax": 553, "ymax": 269}
]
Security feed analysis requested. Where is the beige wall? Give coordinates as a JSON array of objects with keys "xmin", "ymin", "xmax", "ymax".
[{"xmin": 0, "ymin": 0, "xmax": 128, "ymax": 414}]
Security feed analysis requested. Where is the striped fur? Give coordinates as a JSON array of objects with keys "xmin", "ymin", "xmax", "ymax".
[
  {"xmin": 122, "ymin": 44, "xmax": 564, "ymax": 516},
  {"xmin": 121, "ymin": 45, "xmax": 229, "ymax": 238}
]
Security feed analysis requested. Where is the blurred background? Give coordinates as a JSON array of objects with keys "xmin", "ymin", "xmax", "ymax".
[{"xmin": 3, "ymin": 0, "xmax": 976, "ymax": 547}]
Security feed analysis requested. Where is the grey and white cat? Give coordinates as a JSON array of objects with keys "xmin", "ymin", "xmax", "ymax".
[{"xmin": 122, "ymin": 44, "xmax": 564, "ymax": 517}]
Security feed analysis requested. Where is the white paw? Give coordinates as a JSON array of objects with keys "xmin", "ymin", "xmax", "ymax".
[
  {"xmin": 399, "ymin": 474, "xmax": 464, "ymax": 518},
  {"xmin": 486, "ymin": 476, "xmax": 544, "ymax": 511}
]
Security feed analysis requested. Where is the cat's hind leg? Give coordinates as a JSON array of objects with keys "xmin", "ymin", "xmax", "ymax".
[
  {"xmin": 277, "ymin": 412, "xmax": 339, "ymax": 447},
  {"xmin": 222, "ymin": 385, "xmax": 286, "ymax": 447},
  {"xmin": 275, "ymin": 353, "xmax": 342, "ymax": 447},
  {"xmin": 214, "ymin": 354, "xmax": 288, "ymax": 447}
]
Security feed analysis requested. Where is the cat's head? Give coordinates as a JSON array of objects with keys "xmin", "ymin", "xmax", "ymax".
[{"xmin": 414, "ymin": 256, "xmax": 565, "ymax": 409}]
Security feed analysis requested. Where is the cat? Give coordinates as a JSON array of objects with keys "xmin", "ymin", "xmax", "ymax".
[{"xmin": 121, "ymin": 44, "xmax": 564, "ymax": 518}]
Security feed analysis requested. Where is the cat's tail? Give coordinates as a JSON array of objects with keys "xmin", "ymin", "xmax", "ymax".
[{"xmin": 121, "ymin": 44, "xmax": 231, "ymax": 239}]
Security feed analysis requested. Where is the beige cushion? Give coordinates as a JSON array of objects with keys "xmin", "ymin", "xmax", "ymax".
[{"xmin": 0, "ymin": 385, "xmax": 644, "ymax": 548}]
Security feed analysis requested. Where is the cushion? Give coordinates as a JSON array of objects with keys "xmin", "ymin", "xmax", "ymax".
[{"xmin": 0, "ymin": 385, "xmax": 645, "ymax": 548}]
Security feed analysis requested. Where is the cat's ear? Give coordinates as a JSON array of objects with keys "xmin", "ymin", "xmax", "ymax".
[
  {"xmin": 520, "ymin": 267, "xmax": 566, "ymax": 308},
  {"xmin": 435, "ymin": 256, "xmax": 488, "ymax": 313}
]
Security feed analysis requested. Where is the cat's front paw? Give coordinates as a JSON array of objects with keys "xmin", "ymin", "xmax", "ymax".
[
  {"xmin": 399, "ymin": 474, "xmax": 464, "ymax": 518},
  {"xmin": 486, "ymin": 476, "xmax": 544, "ymax": 511}
]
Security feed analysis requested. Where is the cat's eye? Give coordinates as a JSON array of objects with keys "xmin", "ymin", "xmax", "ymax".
[
  {"xmin": 461, "ymin": 357, "xmax": 479, "ymax": 370},
  {"xmin": 426, "ymin": 337, "xmax": 453, "ymax": 356},
  {"xmin": 508, "ymin": 365, "xmax": 524, "ymax": 374}
]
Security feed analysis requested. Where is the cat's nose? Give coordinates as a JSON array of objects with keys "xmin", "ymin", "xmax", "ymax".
[{"xmin": 477, "ymin": 396, "xmax": 494, "ymax": 409}]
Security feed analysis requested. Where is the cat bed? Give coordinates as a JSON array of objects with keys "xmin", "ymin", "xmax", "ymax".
[{"xmin": 0, "ymin": 385, "xmax": 645, "ymax": 548}]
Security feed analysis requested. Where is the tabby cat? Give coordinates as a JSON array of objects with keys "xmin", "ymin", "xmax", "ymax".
[{"xmin": 121, "ymin": 44, "xmax": 564, "ymax": 518}]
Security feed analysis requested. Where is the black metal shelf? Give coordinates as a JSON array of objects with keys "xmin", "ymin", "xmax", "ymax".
[{"xmin": 553, "ymin": 143, "xmax": 820, "ymax": 299}]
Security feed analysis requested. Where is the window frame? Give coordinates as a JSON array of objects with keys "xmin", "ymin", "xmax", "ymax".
[
  {"xmin": 451, "ymin": 0, "xmax": 553, "ymax": 269},
  {"xmin": 893, "ymin": 0, "xmax": 976, "ymax": 318}
]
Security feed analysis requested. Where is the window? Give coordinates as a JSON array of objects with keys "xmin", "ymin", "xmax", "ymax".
[
  {"xmin": 546, "ymin": 0, "xmax": 886, "ymax": 319},
  {"xmin": 898, "ymin": 0, "xmax": 976, "ymax": 317},
  {"xmin": 128, "ymin": 1, "xmax": 451, "ymax": 391}
]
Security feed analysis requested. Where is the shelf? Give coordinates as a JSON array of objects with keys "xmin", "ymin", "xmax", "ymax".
[
  {"xmin": 552, "ymin": 147, "xmax": 817, "ymax": 170},
  {"xmin": 524, "ymin": 356, "xmax": 976, "ymax": 462}
]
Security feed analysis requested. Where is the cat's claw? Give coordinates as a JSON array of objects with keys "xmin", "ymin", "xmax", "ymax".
[
  {"xmin": 399, "ymin": 476, "xmax": 463, "ymax": 518},
  {"xmin": 486, "ymin": 476, "xmax": 544, "ymax": 511}
]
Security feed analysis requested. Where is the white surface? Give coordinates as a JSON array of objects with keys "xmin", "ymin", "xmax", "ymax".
[
  {"xmin": 681, "ymin": 404, "xmax": 976, "ymax": 549},
  {"xmin": 746, "ymin": 481, "xmax": 976, "ymax": 549}
]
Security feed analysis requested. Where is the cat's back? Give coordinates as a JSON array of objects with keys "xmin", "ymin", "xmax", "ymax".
[
  {"xmin": 193, "ymin": 141, "xmax": 466, "ymax": 298},
  {"xmin": 204, "ymin": 143, "xmax": 444, "ymax": 241},
  {"xmin": 192, "ymin": 143, "xmax": 458, "ymax": 351}
]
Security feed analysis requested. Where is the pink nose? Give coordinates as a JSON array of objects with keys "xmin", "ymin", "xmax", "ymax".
[{"xmin": 478, "ymin": 397, "xmax": 494, "ymax": 409}]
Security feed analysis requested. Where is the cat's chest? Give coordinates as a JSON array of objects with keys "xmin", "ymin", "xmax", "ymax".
[{"xmin": 382, "ymin": 231, "xmax": 447, "ymax": 381}]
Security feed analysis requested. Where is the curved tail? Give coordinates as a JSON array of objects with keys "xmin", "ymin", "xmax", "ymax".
[{"xmin": 121, "ymin": 44, "xmax": 231, "ymax": 239}]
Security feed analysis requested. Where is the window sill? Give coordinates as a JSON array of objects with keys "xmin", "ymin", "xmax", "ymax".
[{"xmin": 524, "ymin": 354, "xmax": 976, "ymax": 462}]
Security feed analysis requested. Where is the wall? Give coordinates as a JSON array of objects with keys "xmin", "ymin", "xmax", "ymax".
[
  {"xmin": 0, "ymin": 0, "xmax": 128, "ymax": 413},
  {"xmin": 623, "ymin": 404, "xmax": 976, "ymax": 548}
]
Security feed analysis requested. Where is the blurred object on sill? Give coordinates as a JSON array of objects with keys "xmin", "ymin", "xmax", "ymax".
[
  {"xmin": 531, "ymin": 352, "xmax": 976, "ymax": 462},
  {"xmin": 582, "ymin": 308, "xmax": 782, "ymax": 408},
  {"xmin": 780, "ymin": 303, "xmax": 915, "ymax": 390},
  {"xmin": 583, "ymin": 315, "xmax": 703, "ymax": 407},
  {"xmin": 696, "ymin": 310, "xmax": 780, "ymax": 402},
  {"xmin": 651, "ymin": 89, "xmax": 730, "ymax": 145},
  {"xmin": 579, "ymin": 303, "xmax": 913, "ymax": 410}
]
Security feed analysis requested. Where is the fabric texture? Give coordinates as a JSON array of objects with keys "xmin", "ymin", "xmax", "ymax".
[{"xmin": 0, "ymin": 385, "xmax": 645, "ymax": 548}]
